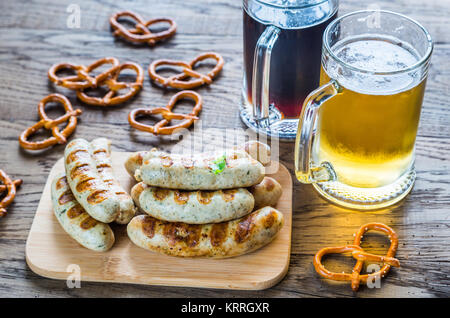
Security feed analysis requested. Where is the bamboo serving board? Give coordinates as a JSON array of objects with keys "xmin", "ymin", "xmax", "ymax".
[{"xmin": 25, "ymin": 152, "xmax": 292, "ymax": 290}]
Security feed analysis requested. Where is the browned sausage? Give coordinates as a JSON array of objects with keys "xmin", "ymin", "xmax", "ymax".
[
  {"xmin": 248, "ymin": 177, "xmax": 282, "ymax": 210},
  {"xmin": 127, "ymin": 206, "xmax": 284, "ymax": 258},
  {"xmin": 64, "ymin": 138, "xmax": 120, "ymax": 223},
  {"xmin": 130, "ymin": 182, "xmax": 254, "ymax": 224},
  {"xmin": 90, "ymin": 138, "xmax": 136, "ymax": 224},
  {"xmin": 51, "ymin": 173, "xmax": 115, "ymax": 251}
]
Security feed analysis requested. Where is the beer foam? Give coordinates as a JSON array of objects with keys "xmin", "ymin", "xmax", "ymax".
[
  {"xmin": 327, "ymin": 38, "xmax": 422, "ymax": 95},
  {"xmin": 336, "ymin": 40, "xmax": 418, "ymax": 72}
]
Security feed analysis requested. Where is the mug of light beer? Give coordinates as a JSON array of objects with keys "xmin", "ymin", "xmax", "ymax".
[
  {"xmin": 240, "ymin": 0, "xmax": 339, "ymax": 141},
  {"xmin": 295, "ymin": 10, "xmax": 433, "ymax": 210}
]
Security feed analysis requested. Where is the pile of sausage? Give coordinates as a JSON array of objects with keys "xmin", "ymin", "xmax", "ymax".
[
  {"xmin": 125, "ymin": 140, "xmax": 284, "ymax": 258},
  {"xmin": 51, "ymin": 139, "xmax": 284, "ymax": 258},
  {"xmin": 51, "ymin": 138, "xmax": 136, "ymax": 251}
]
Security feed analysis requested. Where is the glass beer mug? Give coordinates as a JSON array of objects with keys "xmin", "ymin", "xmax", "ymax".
[
  {"xmin": 240, "ymin": 0, "xmax": 339, "ymax": 140},
  {"xmin": 295, "ymin": 10, "xmax": 433, "ymax": 210}
]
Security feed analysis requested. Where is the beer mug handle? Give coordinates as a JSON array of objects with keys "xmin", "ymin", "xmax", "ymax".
[
  {"xmin": 252, "ymin": 25, "xmax": 280, "ymax": 128},
  {"xmin": 295, "ymin": 81, "xmax": 340, "ymax": 183}
]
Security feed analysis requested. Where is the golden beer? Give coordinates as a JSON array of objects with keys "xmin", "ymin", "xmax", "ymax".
[
  {"xmin": 295, "ymin": 11, "xmax": 433, "ymax": 209},
  {"xmin": 313, "ymin": 40, "xmax": 426, "ymax": 188}
]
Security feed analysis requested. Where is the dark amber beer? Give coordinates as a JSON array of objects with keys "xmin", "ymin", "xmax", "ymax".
[
  {"xmin": 240, "ymin": 0, "xmax": 339, "ymax": 140},
  {"xmin": 243, "ymin": 8, "xmax": 337, "ymax": 118}
]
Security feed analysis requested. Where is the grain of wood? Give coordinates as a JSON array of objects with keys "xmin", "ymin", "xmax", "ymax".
[{"xmin": 0, "ymin": 0, "xmax": 449, "ymax": 297}]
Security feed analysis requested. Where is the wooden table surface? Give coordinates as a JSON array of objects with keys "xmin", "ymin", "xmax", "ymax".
[{"xmin": 0, "ymin": 0, "xmax": 449, "ymax": 298}]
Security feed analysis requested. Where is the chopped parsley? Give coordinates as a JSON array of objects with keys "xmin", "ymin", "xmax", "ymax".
[{"xmin": 211, "ymin": 154, "xmax": 227, "ymax": 175}]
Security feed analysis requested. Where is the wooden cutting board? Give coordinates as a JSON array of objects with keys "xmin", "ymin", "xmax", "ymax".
[{"xmin": 25, "ymin": 152, "xmax": 292, "ymax": 290}]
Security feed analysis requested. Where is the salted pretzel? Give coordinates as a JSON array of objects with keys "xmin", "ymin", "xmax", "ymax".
[
  {"xmin": 76, "ymin": 62, "xmax": 144, "ymax": 106},
  {"xmin": 148, "ymin": 52, "xmax": 224, "ymax": 89},
  {"xmin": 313, "ymin": 223, "xmax": 400, "ymax": 292},
  {"xmin": 128, "ymin": 90, "xmax": 202, "ymax": 135},
  {"xmin": 19, "ymin": 94, "xmax": 82, "ymax": 150},
  {"xmin": 0, "ymin": 170, "xmax": 22, "ymax": 217},
  {"xmin": 48, "ymin": 57, "xmax": 121, "ymax": 90},
  {"xmin": 110, "ymin": 11, "xmax": 176, "ymax": 46}
]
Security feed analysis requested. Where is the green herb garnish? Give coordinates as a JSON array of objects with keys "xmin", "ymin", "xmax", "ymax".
[{"xmin": 211, "ymin": 154, "xmax": 227, "ymax": 175}]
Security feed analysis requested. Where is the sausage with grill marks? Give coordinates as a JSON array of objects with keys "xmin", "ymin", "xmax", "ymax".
[
  {"xmin": 130, "ymin": 176, "xmax": 282, "ymax": 223},
  {"xmin": 125, "ymin": 148, "xmax": 249, "ymax": 178},
  {"xmin": 51, "ymin": 173, "xmax": 115, "ymax": 251},
  {"xmin": 124, "ymin": 140, "xmax": 270, "ymax": 179},
  {"xmin": 64, "ymin": 138, "xmax": 120, "ymax": 223},
  {"xmin": 124, "ymin": 150, "xmax": 147, "ymax": 177},
  {"xmin": 133, "ymin": 148, "xmax": 265, "ymax": 190},
  {"xmin": 127, "ymin": 206, "xmax": 284, "ymax": 258},
  {"xmin": 131, "ymin": 182, "xmax": 254, "ymax": 224},
  {"xmin": 248, "ymin": 177, "xmax": 282, "ymax": 210},
  {"xmin": 90, "ymin": 138, "xmax": 136, "ymax": 224}
]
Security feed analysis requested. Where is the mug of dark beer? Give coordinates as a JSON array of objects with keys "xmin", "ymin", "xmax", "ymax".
[{"xmin": 240, "ymin": 0, "xmax": 338, "ymax": 140}]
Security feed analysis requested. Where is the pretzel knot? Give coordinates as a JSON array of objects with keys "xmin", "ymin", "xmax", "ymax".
[
  {"xmin": 19, "ymin": 94, "xmax": 82, "ymax": 150},
  {"xmin": 77, "ymin": 62, "xmax": 144, "ymax": 106},
  {"xmin": 128, "ymin": 90, "xmax": 202, "ymax": 135},
  {"xmin": 48, "ymin": 57, "xmax": 121, "ymax": 90},
  {"xmin": 313, "ymin": 223, "xmax": 400, "ymax": 292},
  {"xmin": 148, "ymin": 52, "xmax": 224, "ymax": 89},
  {"xmin": 110, "ymin": 11, "xmax": 176, "ymax": 46},
  {"xmin": 0, "ymin": 170, "xmax": 22, "ymax": 218}
]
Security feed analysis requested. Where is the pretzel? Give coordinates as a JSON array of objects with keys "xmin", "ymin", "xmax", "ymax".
[
  {"xmin": 148, "ymin": 52, "xmax": 224, "ymax": 89},
  {"xmin": 48, "ymin": 57, "xmax": 121, "ymax": 90},
  {"xmin": 76, "ymin": 62, "xmax": 144, "ymax": 106},
  {"xmin": 0, "ymin": 170, "xmax": 22, "ymax": 217},
  {"xmin": 128, "ymin": 90, "xmax": 202, "ymax": 135},
  {"xmin": 19, "ymin": 94, "xmax": 82, "ymax": 150},
  {"xmin": 110, "ymin": 11, "xmax": 176, "ymax": 46},
  {"xmin": 313, "ymin": 223, "xmax": 400, "ymax": 292}
]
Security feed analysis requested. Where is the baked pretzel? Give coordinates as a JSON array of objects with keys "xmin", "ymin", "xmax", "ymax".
[
  {"xmin": 148, "ymin": 52, "xmax": 224, "ymax": 89},
  {"xmin": 110, "ymin": 11, "xmax": 176, "ymax": 46},
  {"xmin": 0, "ymin": 179, "xmax": 22, "ymax": 193},
  {"xmin": 48, "ymin": 57, "xmax": 120, "ymax": 90},
  {"xmin": 19, "ymin": 94, "xmax": 82, "ymax": 150},
  {"xmin": 76, "ymin": 62, "xmax": 144, "ymax": 106},
  {"xmin": 128, "ymin": 90, "xmax": 202, "ymax": 135},
  {"xmin": 313, "ymin": 223, "xmax": 400, "ymax": 292},
  {"xmin": 0, "ymin": 170, "xmax": 22, "ymax": 217}
]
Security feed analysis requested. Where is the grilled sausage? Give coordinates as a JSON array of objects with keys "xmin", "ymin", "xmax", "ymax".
[
  {"xmin": 127, "ymin": 206, "xmax": 284, "ymax": 258},
  {"xmin": 134, "ymin": 148, "xmax": 265, "ymax": 190},
  {"xmin": 124, "ymin": 150, "xmax": 147, "ymax": 177},
  {"xmin": 64, "ymin": 138, "xmax": 120, "ymax": 223},
  {"xmin": 124, "ymin": 140, "xmax": 270, "ymax": 177},
  {"xmin": 125, "ymin": 148, "xmax": 247, "ymax": 178},
  {"xmin": 51, "ymin": 173, "xmax": 115, "ymax": 251},
  {"xmin": 90, "ymin": 138, "xmax": 136, "ymax": 224},
  {"xmin": 131, "ymin": 182, "xmax": 254, "ymax": 224},
  {"xmin": 248, "ymin": 177, "xmax": 282, "ymax": 210}
]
